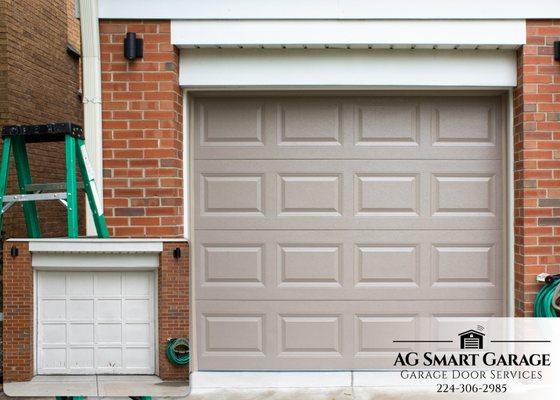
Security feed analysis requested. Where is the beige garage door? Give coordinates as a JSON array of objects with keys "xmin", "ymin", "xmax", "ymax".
[{"xmin": 193, "ymin": 95, "xmax": 505, "ymax": 370}]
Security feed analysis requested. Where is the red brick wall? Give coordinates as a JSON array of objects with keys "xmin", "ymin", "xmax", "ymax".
[
  {"xmin": 100, "ymin": 20, "xmax": 184, "ymax": 238},
  {"xmin": 158, "ymin": 242, "xmax": 189, "ymax": 380},
  {"xmin": 0, "ymin": 0, "xmax": 84, "ymax": 238},
  {"xmin": 514, "ymin": 20, "xmax": 560, "ymax": 316},
  {"xmin": 2, "ymin": 241, "xmax": 33, "ymax": 382}
]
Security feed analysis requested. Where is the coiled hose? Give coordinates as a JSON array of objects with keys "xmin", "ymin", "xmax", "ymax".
[
  {"xmin": 166, "ymin": 338, "xmax": 190, "ymax": 365},
  {"xmin": 534, "ymin": 278, "xmax": 560, "ymax": 317}
]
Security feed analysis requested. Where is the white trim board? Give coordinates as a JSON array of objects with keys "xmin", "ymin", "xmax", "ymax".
[
  {"xmin": 171, "ymin": 20, "xmax": 525, "ymax": 49},
  {"xmin": 190, "ymin": 371, "xmax": 352, "ymax": 389},
  {"xmin": 32, "ymin": 253, "xmax": 160, "ymax": 270},
  {"xmin": 27, "ymin": 239, "xmax": 164, "ymax": 253},
  {"xmin": 99, "ymin": 0, "xmax": 560, "ymax": 19},
  {"xmin": 180, "ymin": 49, "xmax": 517, "ymax": 88}
]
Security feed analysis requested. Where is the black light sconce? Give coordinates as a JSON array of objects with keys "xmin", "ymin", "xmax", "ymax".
[
  {"xmin": 124, "ymin": 32, "xmax": 143, "ymax": 61},
  {"xmin": 173, "ymin": 247, "xmax": 182, "ymax": 259},
  {"xmin": 555, "ymin": 41, "xmax": 560, "ymax": 62}
]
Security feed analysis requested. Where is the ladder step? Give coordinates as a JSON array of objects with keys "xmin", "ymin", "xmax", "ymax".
[
  {"xmin": 25, "ymin": 182, "xmax": 84, "ymax": 192},
  {"xmin": 3, "ymin": 192, "xmax": 67, "ymax": 203}
]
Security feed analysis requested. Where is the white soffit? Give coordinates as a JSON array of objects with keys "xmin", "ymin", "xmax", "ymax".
[
  {"xmin": 99, "ymin": 0, "xmax": 560, "ymax": 19},
  {"xmin": 27, "ymin": 238, "xmax": 164, "ymax": 253},
  {"xmin": 171, "ymin": 20, "xmax": 525, "ymax": 49},
  {"xmin": 179, "ymin": 49, "xmax": 517, "ymax": 88}
]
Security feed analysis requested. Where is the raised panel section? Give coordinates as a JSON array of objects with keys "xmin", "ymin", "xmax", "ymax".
[
  {"xmin": 355, "ymin": 174, "xmax": 419, "ymax": 216},
  {"xmin": 278, "ymin": 174, "xmax": 341, "ymax": 216},
  {"xmin": 39, "ymin": 272, "xmax": 66, "ymax": 296},
  {"xmin": 356, "ymin": 246, "xmax": 419, "ymax": 286},
  {"xmin": 355, "ymin": 316, "xmax": 418, "ymax": 355},
  {"xmin": 278, "ymin": 245, "xmax": 341, "ymax": 286},
  {"xmin": 355, "ymin": 104, "xmax": 419, "ymax": 146},
  {"xmin": 432, "ymin": 245, "xmax": 495, "ymax": 286},
  {"xmin": 96, "ymin": 348, "xmax": 122, "ymax": 369},
  {"xmin": 42, "ymin": 348, "xmax": 67, "ymax": 370},
  {"xmin": 202, "ymin": 174, "xmax": 264, "ymax": 215},
  {"xmin": 68, "ymin": 300, "xmax": 94, "ymax": 321},
  {"xmin": 203, "ymin": 245, "xmax": 264, "ymax": 285},
  {"xmin": 43, "ymin": 324, "xmax": 67, "ymax": 345},
  {"xmin": 41, "ymin": 299, "xmax": 66, "ymax": 320},
  {"xmin": 432, "ymin": 104, "xmax": 495, "ymax": 146},
  {"xmin": 203, "ymin": 315, "xmax": 264, "ymax": 354},
  {"xmin": 95, "ymin": 272, "xmax": 122, "ymax": 296},
  {"xmin": 124, "ymin": 272, "xmax": 151, "ymax": 296},
  {"xmin": 69, "ymin": 348, "xmax": 94, "ymax": 369},
  {"xmin": 279, "ymin": 315, "xmax": 341, "ymax": 355},
  {"xmin": 433, "ymin": 174, "xmax": 495, "ymax": 216},
  {"xmin": 69, "ymin": 324, "xmax": 94, "ymax": 344},
  {"xmin": 278, "ymin": 102, "xmax": 341, "ymax": 145},
  {"xmin": 199, "ymin": 101, "xmax": 264, "ymax": 146}
]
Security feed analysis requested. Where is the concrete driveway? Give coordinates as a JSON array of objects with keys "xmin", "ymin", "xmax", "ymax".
[{"xmin": 188, "ymin": 386, "xmax": 556, "ymax": 400}]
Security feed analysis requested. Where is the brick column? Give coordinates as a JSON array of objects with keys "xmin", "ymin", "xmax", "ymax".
[
  {"xmin": 158, "ymin": 241, "xmax": 189, "ymax": 380},
  {"xmin": 2, "ymin": 241, "xmax": 33, "ymax": 382},
  {"xmin": 514, "ymin": 20, "xmax": 560, "ymax": 316},
  {"xmin": 100, "ymin": 20, "xmax": 183, "ymax": 238}
]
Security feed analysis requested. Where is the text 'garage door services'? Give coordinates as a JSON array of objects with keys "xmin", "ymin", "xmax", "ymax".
[{"xmin": 193, "ymin": 95, "xmax": 505, "ymax": 370}]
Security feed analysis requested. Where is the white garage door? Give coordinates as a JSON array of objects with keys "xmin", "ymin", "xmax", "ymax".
[
  {"xmin": 37, "ymin": 271, "xmax": 155, "ymax": 374},
  {"xmin": 193, "ymin": 95, "xmax": 505, "ymax": 370}
]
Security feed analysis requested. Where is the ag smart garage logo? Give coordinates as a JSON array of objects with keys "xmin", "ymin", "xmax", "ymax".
[{"xmin": 392, "ymin": 326, "xmax": 552, "ymax": 394}]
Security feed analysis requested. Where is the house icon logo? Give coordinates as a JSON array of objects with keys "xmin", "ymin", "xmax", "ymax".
[{"xmin": 458, "ymin": 329, "xmax": 485, "ymax": 350}]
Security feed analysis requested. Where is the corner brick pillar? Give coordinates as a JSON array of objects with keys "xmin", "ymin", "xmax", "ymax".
[
  {"xmin": 514, "ymin": 20, "xmax": 560, "ymax": 316},
  {"xmin": 100, "ymin": 20, "xmax": 184, "ymax": 237},
  {"xmin": 2, "ymin": 241, "xmax": 33, "ymax": 382},
  {"xmin": 158, "ymin": 242, "xmax": 189, "ymax": 380}
]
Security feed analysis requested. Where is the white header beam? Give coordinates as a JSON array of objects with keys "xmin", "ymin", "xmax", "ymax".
[
  {"xmin": 100, "ymin": 0, "xmax": 560, "ymax": 20},
  {"xmin": 171, "ymin": 20, "xmax": 525, "ymax": 49},
  {"xmin": 179, "ymin": 49, "xmax": 517, "ymax": 88}
]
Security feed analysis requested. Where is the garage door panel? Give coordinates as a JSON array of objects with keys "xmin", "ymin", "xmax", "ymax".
[
  {"xmin": 195, "ymin": 230, "xmax": 502, "ymax": 301},
  {"xmin": 196, "ymin": 300, "xmax": 502, "ymax": 370},
  {"xmin": 39, "ymin": 272, "xmax": 67, "ymax": 296},
  {"xmin": 37, "ymin": 271, "xmax": 155, "ymax": 375},
  {"xmin": 67, "ymin": 272, "xmax": 94, "ymax": 295},
  {"xmin": 43, "ymin": 323, "xmax": 67, "ymax": 345},
  {"xmin": 195, "ymin": 159, "xmax": 501, "ymax": 230},
  {"xmin": 354, "ymin": 100, "xmax": 421, "ymax": 147},
  {"xmin": 95, "ymin": 272, "xmax": 122, "ymax": 296},
  {"xmin": 194, "ymin": 95, "xmax": 505, "ymax": 370},
  {"xmin": 194, "ymin": 96, "xmax": 501, "ymax": 160},
  {"xmin": 431, "ymin": 97, "xmax": 498, "ymax": 147},
  {"xmin": 278, "ymin": 99, "xmax": 344, "ymax": 146}
]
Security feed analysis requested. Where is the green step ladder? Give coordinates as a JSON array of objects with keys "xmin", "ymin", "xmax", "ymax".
[{"xmin": 0, "ymin": 122, "xmax": 109, "ymax": 238}]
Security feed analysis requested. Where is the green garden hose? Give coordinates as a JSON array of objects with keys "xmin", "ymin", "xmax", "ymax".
[
  {"xmin": 534, "ymin": 278, "xmax": 560, "ymax": 317},
  {"xmin": 166, "ymin": 338, "xmax": 190, "ymax": 366}
]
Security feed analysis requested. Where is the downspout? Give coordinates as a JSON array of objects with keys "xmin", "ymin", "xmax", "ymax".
[{"xmin": 78, "ymin": 0, "xmax": 103, "ymax": 236}]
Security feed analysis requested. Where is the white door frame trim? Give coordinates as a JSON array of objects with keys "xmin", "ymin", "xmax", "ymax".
[
  {"xmin": 183, "ymin": 88, "xmax": 515, "ymax": 377},
  {"xmin": 179, "ymin": 49, "xmax": 517, "ymax": 89}
]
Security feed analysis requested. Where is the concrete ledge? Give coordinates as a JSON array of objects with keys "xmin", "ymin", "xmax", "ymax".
[
  {"xmin": 3, "ymin": 375, "xmax": 189, "ymax": 397},
  {"xmin": 4, "ymin": 376, "xmax": 97, "ymax": 397},
  {"xmin": 190, "ymin": 371, "xmax": 352, "ymax": 388}
]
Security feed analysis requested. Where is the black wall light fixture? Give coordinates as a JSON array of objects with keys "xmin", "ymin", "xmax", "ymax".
[
  {"xmin": 124, "ymin": 32, "xmax": 143, "ymax": 61},
  {"xmin": 555, "ymin": 41, "xmax": 560, "ymax": 62}
]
